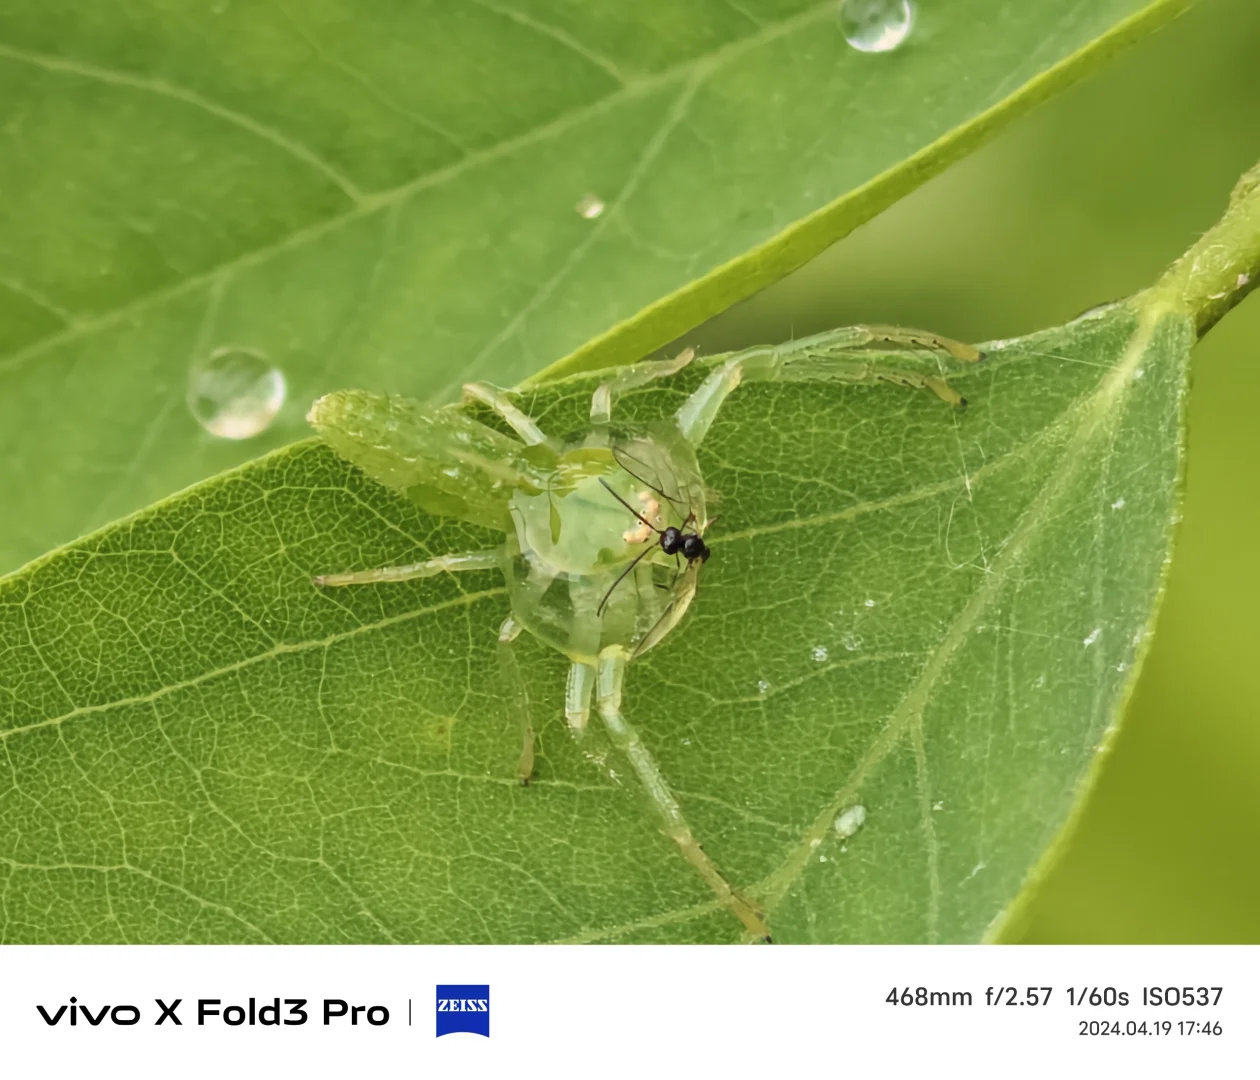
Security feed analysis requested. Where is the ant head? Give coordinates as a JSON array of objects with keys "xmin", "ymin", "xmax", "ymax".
[
  {"xmin": 682, "ymin": 534, "xmax": 709, "ymax": 562},
  {"xmin": 660, "ymin": 526, "xmax": 683, "ymax": 555}
]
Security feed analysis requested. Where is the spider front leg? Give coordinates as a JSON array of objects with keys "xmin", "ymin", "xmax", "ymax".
[
  {"xmin": 461, "ymin": 382, "xmax": 559, "ymax": 450},
  {"xmin": 590, "ymin": 347, "xmax": 696, "ymax": 424},
  {"xmin": 595, "ymin": 646, "xmax": 770, "ymax": 941},
  {"xmin": 674, "ymin": 325, "xmax": 983, "ymax": 447}
]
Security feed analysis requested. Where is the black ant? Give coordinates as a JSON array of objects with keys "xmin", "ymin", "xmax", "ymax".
[{"xmin": 596, "ymin": 478, "xmax": 711, "ymax": 615}]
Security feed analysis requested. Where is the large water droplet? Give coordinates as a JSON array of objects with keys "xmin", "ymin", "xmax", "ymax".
[
  {"xmin": 188, "ymin": 347, "xmax": 286, "ymax": 439},
  {"xmin": 839, "ymin": 0, "xmax": 913, "ymax": 53}
]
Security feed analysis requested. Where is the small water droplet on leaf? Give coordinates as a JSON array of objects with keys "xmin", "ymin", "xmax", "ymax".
[
  {"xmin": 575, "ymin": 193, "xmax": 606, "ymax": 219},
  {"xmin": 834, "ymin": 804, "xmax": 868, "ymax": 838}
]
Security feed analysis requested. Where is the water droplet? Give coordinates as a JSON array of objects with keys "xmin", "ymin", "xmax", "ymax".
[
  {"xmin": 811, "ymin": 645, "xmax": 829, "ymax": 662},
  {"xmin": 757, "ymin": 679, "xmax": 771, "ymax": 696},
  {"xmin": 1133, "ymin": 368, "xmax": 1146, "ymax": 380},
  {"xmin": 575, "ymin": 193, "xmax": 606, "ymax": 219},
  {"xmin": 864, "ymin": 598, "xmax": 876, "ymax": 608},
  {"xmin": 1111, "ymin": 497, "xmax": 1126, "ymax": 510},
  {"xmin": 809, "ymin": 837, "xmax": 822, "ymax": 849},
  {"xmin": 681, "ymin": 737, "xmax": 692, "ymax": 746},
  {"xmin": 834, "ymin": 804, "xmax": 867, "ymax": 839},
  {"xmin": 1083, "ymin": 628, "xmax": 1101, "ymax": 647},
  {"xmin": 1034, "ymin": 674, "xmax": 1046, "ymax": 689},
  {"xmin": 188, "ymin": 347, "xmax": 285, "ymax": 439},
  {"xmin": 838, "ymin": 0, "xmax": 914, "ymax": 53},
  {"xmin": 841, "ymin": 632, "xmax": 864, "ymax": 652},
  {"xmin": 1237, "ymin": 272, "xmax": 1250, "ymax": 289},
  {"xmin": 932, "ymin": 800, "xmax": 944, "ymax": 812},
  {"xmin": 1116, "ymin": 662, "xmax": 1128, "ymax": 673}
]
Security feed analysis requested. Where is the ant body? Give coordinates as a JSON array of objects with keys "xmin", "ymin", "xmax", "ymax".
[{"xmin": 596, "ymin": 478, "xmax": 710, "ymax": 615}]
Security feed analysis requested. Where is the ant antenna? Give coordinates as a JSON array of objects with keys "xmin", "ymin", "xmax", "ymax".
[
  {"xmin": 596, "ymin": 478, "xmax": 661, "ymax": 616},
  {"xmin": 612, "ymin": 445, "xmax": 685, "ymax": 510},
  {"xmin": 598, "ymin": 479, "xmax": 661, "ymax": 533},
  {"xmin": 597, "ymin": 546, "xmax": 654, "ymax": 616}
]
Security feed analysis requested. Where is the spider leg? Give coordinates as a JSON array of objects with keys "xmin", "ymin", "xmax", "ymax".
[
  {"xmin": 565, "ymin": 661, "xmax": 596, "ymax": 732},
  {"xmin": 313, "ymin": 547, "xmax": 504, "ymax": 586},
  {"xmin": 590, "ymin": 347, "xmax": 696, "ymax": 424},
  {"xmin": 595, "ymin": 646, "xmax": 770, "ymax": 940},
  {"xmin": 462, "ymin": 382, "xmax": 560, "ymax": 451},
  {"xmin": 497, "ymin": 615, "xmax": 536, "ymax": 785},
  {"xmin": 848, "ymin": 324, "xmax": 983, "ymax": 363},
  {"xmin": 674, "ymin": 325, "xmax": 983, "ymax": 448}
]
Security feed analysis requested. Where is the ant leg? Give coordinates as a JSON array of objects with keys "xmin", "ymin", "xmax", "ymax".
[
  {"xmin": 497, "ymin": 616, "xmax": 536, "ymax": 784},
  {"xmin": 313, "ymin": 547, "xmax": 503, "ymax": 586},
  {"xmin": 595, "ymin": 646, "xmax": 770, "ymax": 940},
  {"xmin": 590, "ymin": 347, "xmax": 696, "ymax": 424},
  {"xmin": 461, "ymin": 382, "xmax": 560, "ymax": 450}
]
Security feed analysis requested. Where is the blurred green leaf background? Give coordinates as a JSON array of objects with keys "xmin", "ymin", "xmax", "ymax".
[{"xmin": 682, "ymin": 0, "xmax": 1260, "ymax": 941}]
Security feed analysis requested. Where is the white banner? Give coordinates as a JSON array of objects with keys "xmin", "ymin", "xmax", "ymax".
[{"xmin": 0, "ymin": 944, "xmax": 1252, "ymax": 1077}]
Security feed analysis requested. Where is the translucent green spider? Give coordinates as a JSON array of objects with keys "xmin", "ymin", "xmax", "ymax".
[{"xmin": 307, "ymin": 324, "xmax": 981, "ymax": 939}]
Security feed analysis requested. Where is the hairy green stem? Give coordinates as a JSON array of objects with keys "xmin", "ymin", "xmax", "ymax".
[{"xmin": 1148, "ymin": 159, "xmax": 1260, "ymax": 335}]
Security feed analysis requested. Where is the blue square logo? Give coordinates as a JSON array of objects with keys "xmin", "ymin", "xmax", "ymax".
[{"xmin": 435, "ymin": 985, "xmax": 489, "ymax": 1037}]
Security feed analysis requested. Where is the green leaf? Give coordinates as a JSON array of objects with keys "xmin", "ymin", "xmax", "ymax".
[
  {"xmin": 0, "ymin": 0, "xmax": 1188, "ymax": 573},
  {"xmin": 0, "ymin": 296, "xmax": 1191, "ymax": 943}
]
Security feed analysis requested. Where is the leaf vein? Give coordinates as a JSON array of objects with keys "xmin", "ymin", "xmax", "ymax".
[
  {"xmin": 0, "ymin": 40, "xmax": 365, "ymax": 203},
  {"xmin": 0, "ymin": 586, "xmax": 506, "ymax": 743}
]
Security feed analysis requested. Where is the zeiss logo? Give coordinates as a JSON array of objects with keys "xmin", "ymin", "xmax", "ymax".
[{"xmin": 435, "ymin": 985, "xmax": 489, "ymax": 1037}]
